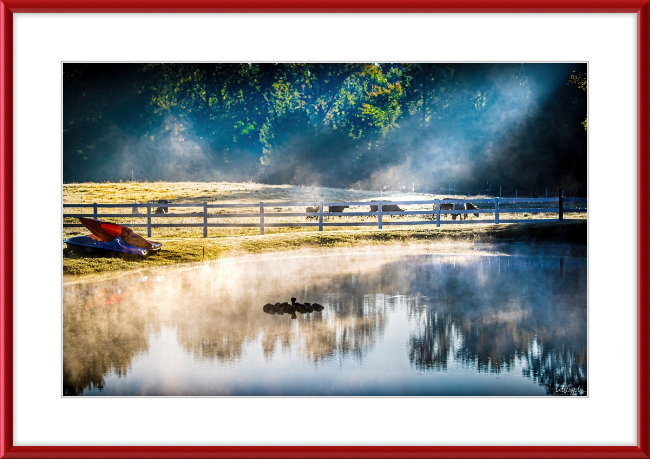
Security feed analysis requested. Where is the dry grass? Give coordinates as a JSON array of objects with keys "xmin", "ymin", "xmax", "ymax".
[
  {"xmin": 63, "ymin": 182, "xmax": 587, "ymax": 278},
  {"xmin": 63, "ymin": 181, "xmax": 586, "ymax": 240},
  {"xmin": 63, "ymin": 220, "xmax": 587, "ymax": 279}
]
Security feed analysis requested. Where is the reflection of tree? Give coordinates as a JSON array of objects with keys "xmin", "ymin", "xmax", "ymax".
[
  {"xmin": 63, "ymin": 253, "xmax": 587, "ymax": 396},
  {"xmin": 293, "ymin": 291, "xmax": 389, "ymax": 363},
  {"xmin": 63, "ymin": 284, "xmax": 155, "ymax": 395},
  {"xmin": 406, "ymin": 255, "xmax": 587, "ymax": 394},
  {"xmin": 63, "ymin": 257, "xmax": 391, "ymax": 394},
  {"xmin": 409, "ymin": 312, "xmax": 452, "ymax": 371},
  {"xmin": 523, "ymin": 345, "xmax": 587, "ymax": 395},
  {"xmin": 160, "ymin": 268, "xmax": 389, "ymax": 365}
]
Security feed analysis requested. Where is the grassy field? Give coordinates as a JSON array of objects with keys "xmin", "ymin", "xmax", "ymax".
[
  {"xmin": 63, "ymin": 181, "xmax": 587, "ymax": 278},
  {"xmin": 63, "ymin": 181, "xmax": 586, "ymax": 239},
  {"xmin": 63, "ymin": 220, "xmax": 587, "ymax": 279}
]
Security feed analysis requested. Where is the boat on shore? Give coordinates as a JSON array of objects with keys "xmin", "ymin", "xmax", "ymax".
[
  {"xmin": 65, "ymin": 218, "xmax": 162, "ymax": 257},
  {"xmin": 79, "ymin": 217, "xmax": 158, "ymax": 250}
]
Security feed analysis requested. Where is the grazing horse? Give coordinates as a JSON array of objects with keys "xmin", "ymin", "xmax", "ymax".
[
  {"xmin": 437, "ymin": 199, "xmax": 466, "ymax": 220},
  {"xmin": 438, "ymin": 201, "xmax": 454, "ymax": 219},
  {"xmin": 305, "ymin": 206, "xmax": 319, "ymax": 220},
  {"xmin": 155, "ymin": 199, "xmax": 169, "ymax": 214},
  {"xmin": 452, "ymin": 203, "xmax": 466, "ymax": 221},
  {"xmin": 465, "ymin": 202, "xmax": 480, "ymax": 218},
  {"xmin": 369, "ymin": 201, "xmax": 404, "ymax": 212}
]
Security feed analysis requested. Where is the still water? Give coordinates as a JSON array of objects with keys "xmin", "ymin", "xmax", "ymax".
[{"xmin": 63, "ymin": 244, "xmax": 587, "ymax": 396}]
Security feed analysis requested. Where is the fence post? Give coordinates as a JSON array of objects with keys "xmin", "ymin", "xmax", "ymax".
[
  {"xmin": 260, "ymin": 201, "xmax": 265, "ymax": 235},
  {"xmin": 147, "ymin": 202, "xmax": 152, "ymax": 237},
  {"xmin": 378, "ymin": 200, "xmax": 382, "ymax": 230},
  {"xmin": 93, "ymin": 202, "xmax": 97, "ymax": 219},
  {"xmin": 436, "ymin": 199, "xmax": 440, "ymax": 227},
  {"xmin": 318, "ymin": 201, "xmax": 323, "ymax": 232},
  {"xmin": 499, "ymin": 186, "xmax": 502, "ymax": 198},
  {"xmin": 559, "ymin": 189, "xmax": 564, "ymax": 221},
  {"xmin": 203, "ymin": 201, "xmax": 208, "ymax": 237},
  {"xmin": 494, "ymin": 197, "xmax": 499, "ymax": 224}
]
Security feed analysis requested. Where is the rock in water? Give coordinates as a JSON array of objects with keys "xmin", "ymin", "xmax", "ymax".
[{"xmin": 265, "ymin": 299, "xmax": 323, "ymax": 317}]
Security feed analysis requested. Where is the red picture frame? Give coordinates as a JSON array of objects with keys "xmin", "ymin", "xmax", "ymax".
[{"xmin": 1, "ymin": 3, "xmax": 648, "ymax": 458}]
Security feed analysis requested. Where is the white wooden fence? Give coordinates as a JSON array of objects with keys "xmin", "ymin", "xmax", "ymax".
[{"xmin": 63, "ymin": 197, "xmax": 587, "ymax": 237}]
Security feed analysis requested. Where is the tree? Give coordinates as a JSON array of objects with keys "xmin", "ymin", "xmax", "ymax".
[
  {"xmin": 63, "ymin": 63, "xmax": 588, "ymax": 193},
  {"xmin": 568, "ymin": 70, "xmax": 587, "ymax": 131}
]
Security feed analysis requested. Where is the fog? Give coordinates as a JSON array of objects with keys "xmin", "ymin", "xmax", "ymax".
[
  {"xmin": 63, "ymin": 63, "xmax": 587, "ymax": 194},
  {"xmin": 63, "ymin": 244, "xmax": 587, "ymax": 396}
]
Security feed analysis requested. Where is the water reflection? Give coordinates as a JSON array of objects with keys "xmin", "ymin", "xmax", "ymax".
[
  {"xmin": 63, "ymin": 245, "xmax": 587, "ymax": 396},
  {"xmin": 63, "ymin": 283, "xmax": 152, "ymax": 395},
  {"xmin": 406, "ymin": 256, "xmax": 587, "ymax": 395}
]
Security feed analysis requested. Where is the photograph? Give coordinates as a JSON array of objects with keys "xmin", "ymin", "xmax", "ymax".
[{"xmin": 62, "ymin": 62, "xmax": 588, "ymax": 397}]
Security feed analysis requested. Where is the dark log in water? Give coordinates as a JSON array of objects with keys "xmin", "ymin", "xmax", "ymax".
[{"xmin": 263, "ymin": 299, "xmax": 324, "ymax": 316}]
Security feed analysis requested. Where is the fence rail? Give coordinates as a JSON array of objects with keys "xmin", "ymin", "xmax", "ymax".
[{"xmin": 63, "ymin": 194, "xmax": 587, "ymax": 237}]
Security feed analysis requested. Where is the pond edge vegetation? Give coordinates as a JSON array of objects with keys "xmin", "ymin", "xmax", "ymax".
[{"xmin": 63, "ymin": 221, "xmax": 587, "ymax": 279}]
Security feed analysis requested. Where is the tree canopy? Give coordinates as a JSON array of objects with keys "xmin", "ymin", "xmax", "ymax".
[{"xmin": 64, "ymin": 63, "xmax": 587, "ymax": 194}]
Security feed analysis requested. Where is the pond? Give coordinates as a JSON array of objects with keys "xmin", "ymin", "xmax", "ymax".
[{"xmin": 62, "ymin": 244, "xmax": 587, "ymax": 396}]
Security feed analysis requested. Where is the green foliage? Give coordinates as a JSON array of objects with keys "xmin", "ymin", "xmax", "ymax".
[
  {"xmin": 568, "ymin": 71, "xmax": 587, "ymax": 92},
  {"xmin": 568, "ymin": 70, "xmax": 587, "ymax": 131},
  {"xmin": 63, "ymin": 63, "xmax": 587, "ymax": 189}
]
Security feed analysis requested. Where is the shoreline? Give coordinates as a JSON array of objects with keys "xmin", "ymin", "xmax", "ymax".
[{"xmin": 63, "ymin": 220, "xmax": 587, "ymax": 281}]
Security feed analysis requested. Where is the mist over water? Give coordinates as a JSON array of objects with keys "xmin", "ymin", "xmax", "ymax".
[{"xmin": 63, "ymin": 244, "xmax": 587, "ymax": 396}]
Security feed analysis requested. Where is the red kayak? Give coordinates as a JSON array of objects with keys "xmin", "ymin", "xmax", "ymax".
[{"xmin": 79, "ymin": 217, "xmax": 157, "ymax": 250}]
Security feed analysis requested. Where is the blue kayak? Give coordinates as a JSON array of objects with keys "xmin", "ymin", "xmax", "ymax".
[{"xmin": 64, "ymin": 235, "xmax": 162, "ymax": 257}]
